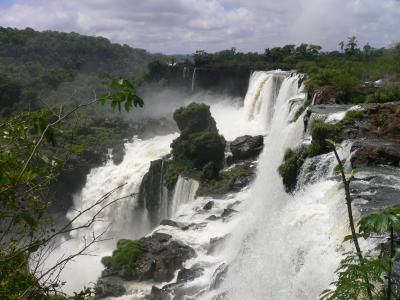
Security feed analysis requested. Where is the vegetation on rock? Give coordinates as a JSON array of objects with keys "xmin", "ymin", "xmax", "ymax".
[
  {"xmin": 101, "ymin": 239, "xmax": 144, "ymax": 277},
  {"xmin": 278, "ymin": 148, "xmax": 307, "ymax": 192},
  {"xmin": 197, "ymin": 162, "xmax": 255, "ymax": 196},
  {"xmin": 308, "ymin": 119, "xmax": 342, "ymax": 157}
]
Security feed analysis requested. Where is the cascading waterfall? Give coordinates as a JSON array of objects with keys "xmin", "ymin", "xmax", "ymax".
[
  {"xmin": 47, "ymin": 70, "xmax": 364, "ymax": 299},
  {"xmin": 47, "ymin": 134, "xmax": 177, "ymax": 294},
  {"xmin": 169, "ymin": 175, "xmax": 199, "ymax": 217}
]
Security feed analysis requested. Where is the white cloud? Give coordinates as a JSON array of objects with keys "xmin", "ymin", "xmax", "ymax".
[{"xmin": 0, "ymin": 0, "xmax": 399, "ymax": 53}]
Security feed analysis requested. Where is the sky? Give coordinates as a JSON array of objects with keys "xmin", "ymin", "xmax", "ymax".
[{"xmin": 0, "ymin": 0, "xmax": 399, "ymax": 54}]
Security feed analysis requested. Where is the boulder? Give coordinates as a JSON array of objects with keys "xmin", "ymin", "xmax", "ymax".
[
  {"xmin": 351, "ymin": 141, "xmax": 400, "ymax": 168},
  {"xmin": 173, "ymin": 102, "xmax": 217, "ymax": 135},
  {"xmin": 95, "ymin": 277, "xmax": 126, "ymax": 299},
  {"xmin": 230, "ymin": 135, "xmax": 264, "ymax": 161},
  {"xmin": 99, "ymin": 233, "xmax": 195, "ymax": 284},
  {"xmin": 203, "ymin": 201, "xmax": 214, "ymax": 210}
]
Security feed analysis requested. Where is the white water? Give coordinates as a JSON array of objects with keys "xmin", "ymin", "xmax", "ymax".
[
  {"xmin": 170, "ymin": 175, "xmax": 199, "ymax": 217},
  {"xmin": 48, "ymin": 70, "xmax": 361, "ymax": 299},
  {"xmin": 46, "ymin": 134, "xmax": 177, "ymax": 294}
]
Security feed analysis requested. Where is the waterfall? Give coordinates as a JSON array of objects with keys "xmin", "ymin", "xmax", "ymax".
[
  {"xmin": 47, "ymin": 70, "xmax": 363, "ymax": 299},
  {"xmin": 191, "ymin": 67, "xmax": 197, "ymax": 92},
  {"xmin": 47, "ymin": 134, "xmax": 178, "ymax": 294},
  {"xmin": 215, "ymin": 72, "xmax": 347, "ymax": 299},
  {"xmin": 169, "ymin": 175, "xmax": 199, "ymax": 217}
]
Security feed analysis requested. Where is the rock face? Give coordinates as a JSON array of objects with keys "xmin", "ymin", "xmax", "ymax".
[
  {"xmin": 164, "ymin": 103, "xmax": 226, "ymax": 189},
  {"xmin": 230, "ymin": 135, "xmax": 264, "ymax": 161},
  {"xmin": 351, "ymin": 141, "xmax": 400, "ymax": 168},
  {"xmin": 138, "ymin": 158, "xmax": 173, "ymax": 226}
]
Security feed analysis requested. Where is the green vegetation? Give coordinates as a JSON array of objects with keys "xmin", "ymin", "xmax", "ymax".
[
  {"xmin": 165, "ymin": 103, "xmax": 226, "ymax": 189},
  {"xmin": 321, "ymin": 142, "xmax": 400, "ymax": 300},
  {"xmin": 101, "ymin": 239, "xmax": 144, "ymax": 277},
  {"xmin": 192, "ymin": 38, "xmax": 400, "ymax": 104},
  {"xmin": 0, "ymin": 27, "xmax": 161, "ymax": 115},
  {"xmin": 308, "ymin": 119, "xmax": 342, "ymax": 157},
  {"xmin": 367, "ymin": 87, "xmax": 400, "ymax": 103},
  {"xmin": 377, "ymin": 113, "xmax": 388, "ymax": 127},
  {"xmin": 0, "ymin": 78, "xmax": 141, "ymax": 299},
  {"xmin": 173, "ymin": 102, "xmax": 217, "ymax": 135},
  {"xmin": 342, "ymin": 110, "xmax": 365, "ymax": 124},
  {"xmin": 197, "ymin": 162, "xmax": 255, "ymax": 196},
  {"xmin": 278, "ymin": 148, "xmax": 307, "ymax": 192}
]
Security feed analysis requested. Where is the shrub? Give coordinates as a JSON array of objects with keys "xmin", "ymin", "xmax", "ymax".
[
  {"xmin": 101, "ymin": 239, "xmax": 144, "ymax": 277},
  {"xmin": 367, "ymin": 87, "xmax": 400, "ymax": 103},
  {"xmin": 377, "ymin": 113, "xmax": 388, "ymax": 127},
  {"xmin": 308, "ymin": 119, "xmax": 342, "ymax": 157},
  {"xmin": 342, "ymin": 110, "xmax": 365, "ymax": 123},
  {"xmin": 201, "ymin": 161, "xmax": 218, "ymax": 180},
  {"xmin": 278, "ymin": 148, "xmax": 306, "ymax": 192},
  {"xmin": 186, "ymin": 132, "xmax": 226, "ymax": 170}
]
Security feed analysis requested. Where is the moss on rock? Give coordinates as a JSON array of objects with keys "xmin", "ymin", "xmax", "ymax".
[
  {"xmin": 197, "ymin": 162, "xmax": 255, "ymax": 196},
  {"xmin": 278, "ymin": 148, "xmax": 307, "ymax": 192},
  {"xmin": 101, "ymin": 239, "xmax": 144, "ymax": 277},
  {"xmin": 173, "ymin": 102, "xmax": 217, "ymax": 135}
]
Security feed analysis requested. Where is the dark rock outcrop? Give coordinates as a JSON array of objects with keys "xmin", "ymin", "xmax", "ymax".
[
  {"xmin": 351, "ymin": 140, "xmax": 400, "ymax": 168},
  {"xmin": 95, "ymin": 278, "xmax": 126, "ymax": 299},
  {"xmin": 97, "ymin": 233, "xmax": 196, "ymax": 299},
  {"xmin": 203, "ymin": 201, "xmax": 214, "ymax": 210},
  {"xmin": 230, "ymin": 135, "xmax": 264, "ymax": 161}
]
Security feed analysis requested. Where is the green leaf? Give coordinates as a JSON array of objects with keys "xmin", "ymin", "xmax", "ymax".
[{"xmin": 71, "ymin": 144, "xmax": 86, "ymax": 153}]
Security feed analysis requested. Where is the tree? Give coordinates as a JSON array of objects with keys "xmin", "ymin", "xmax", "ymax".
[{"xmin": 0, "ymin": 79, "xmax": 143, "ymax": 299}]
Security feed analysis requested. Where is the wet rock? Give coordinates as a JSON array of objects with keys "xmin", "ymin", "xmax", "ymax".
[
  {"xmin": 313, "ymin": 86, "xmax": 339, "ymax": 105},
  {"xmin": 230, "ymin": 135, "xmax": 264, "ymax": 161},
  {"xmin": 207, "ymin": 235, "xmax": 230, "ymax": 254},
  {"xmin": 145, "ymin": 286, "xmax": 172, "ymax": 300},
  {"xmin": 95, "ymin": 277, "xmax": 126, "ymax": 299},
  {"xmin": 159, "ymin": 219, "xmax": 187, "ymax": 229},
  {"xmin": 99, "ymin": 232, "xmax": 195, "ymax": 285},
  {"xmin": 210, "ymin": 263, "xmax": 229, "ymax": 289},
  {"xmin": 351, "ymin": 141, "xmax": 400, "ymax": 168},
  {"xmin": 177, "ymin": 266, "xmax": 204, "ymax": 282},
  {"xmin": 203, "ymin": 201, "xmax": 214, "ymax": 210},
  {"xmin": 207, "ymin": 215, "xmax": 219, "ymax": 221},
  {"xmin": 221, "ymin": 208, "xmax": 237, "ymax": 219}
]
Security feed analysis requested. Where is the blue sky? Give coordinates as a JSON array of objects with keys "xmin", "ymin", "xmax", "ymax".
[{"xmin": 0, "ymin": 0, "xmax": 399, "ymax": 54}]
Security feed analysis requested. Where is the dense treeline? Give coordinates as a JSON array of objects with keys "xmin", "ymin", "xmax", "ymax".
[
  {"xmin": 191, "ymin": 37, "xmax": 400, "ymax": 103},
  {"xmin": 0, "ymin": 27, "xmax": 162, "ymax": 115}
]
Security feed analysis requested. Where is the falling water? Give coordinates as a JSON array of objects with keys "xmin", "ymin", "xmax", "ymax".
[
  {"xmin": 169, "ymin": 176, "xmax": 199, "ymax": 217},
  {"xmin": 47, "ymin": 70, "xmax": 363, "ymax": 299},
  {"xmin": 191, "ymin": 67, "xmax": 197, "ymax": 92}
]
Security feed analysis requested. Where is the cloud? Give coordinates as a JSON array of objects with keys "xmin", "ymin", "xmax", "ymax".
[{"xmin": 0, "ymin": 0, "xmax": 399, "ymax": 53}]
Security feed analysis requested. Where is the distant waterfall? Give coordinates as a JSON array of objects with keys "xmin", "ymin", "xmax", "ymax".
[
  {"xmin": 191, "ymin": 67, "xmax": 197, "ymax": 92},
  {"xmin": 169, "ymin": 175, "xmax": 199, "ymax": 217}
]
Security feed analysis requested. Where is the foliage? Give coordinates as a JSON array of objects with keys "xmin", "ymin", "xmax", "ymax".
[
  {"xmin": 342, "ymin": 110, "xmax": 365, "ymax": 123},
  {"xmin": 0, "ymin": 78, "xmax": 142, "ymax": 299},
  {"xmin": 278, "ymin": 148, "xmax": 307, "ymax": 192},
  {"xmin": 197, "ymin": 162, "xmax": 255, "ymax": 196},
  {"xmin": 101, "ymin": 239, "xmax": 144, "ymax": 277},
  {"xmin": 320, "ymin": 253, "xmax": 388, "ymax": 300},
  {"xmin": 173, "ymin": 102, "xmax": 217, "ymax": 135},
  {"xmin": 308, "ymin": 119, "xmax": 342, "ymax": 157},
  {"xmin": 0, "ymin": 27, "xmax": 160, "ymax": 115},
  {"xmin": 377, "ymin": 113, "xmax": 388, "ymax": 127},
  {"xmin": 367, "ymin": 87, "xmax": 400, "ymax": 103}
]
